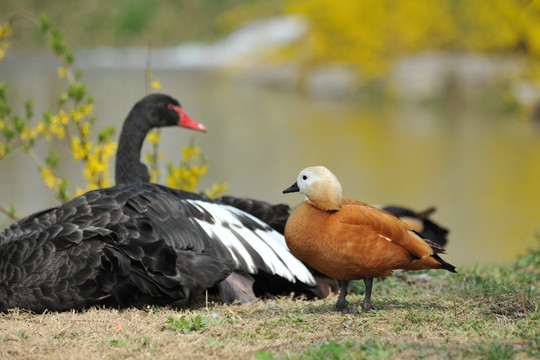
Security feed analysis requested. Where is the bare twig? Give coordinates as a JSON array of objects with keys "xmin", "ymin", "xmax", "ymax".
[
  {"xmin": 0, "ymin": 203, "xmax": 19, "ymax": 220},
  {"xmin": 520, "ymin": 292, "xmax": 528, "ymax": 316},
  {"xmin": 26, "ymin": 148, "xmax": 46, "ymax": 168}
]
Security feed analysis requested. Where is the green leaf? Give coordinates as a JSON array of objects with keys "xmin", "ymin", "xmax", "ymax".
[
  {"xmin": 45, "ymin": 152, "xmax": 59, "ymax": 168},
  {"xmin": 13, "ymin": 115, "xmax": 25, "ymax": 132},
  {"xmin": 14, "ymin": 330, "xmax": 28, "ymax": 340},
  {"xmin": 161, "ymin": 314, "xmax": 210, "ymax": 334},
  {"xmin": 57, "ymin": 178, "xmax": 70, "ymax": 202},
  {"xmin": 59, "ymin": 92, "xmax": 69, "ymax": 105},
  {"xmin": 24, "ymin": 99, "xmax": 34, "ymax": 119},
  {"xmin": 39, "ymin": 13, "xmax": 51, "ymax": 32},
  {"xmin": 20, "ymin": 138, "xmax": 35, "ymax": 151},
  {"xmin": 75, "ymin": 69, "xmax": 83, "ymax": 82},
  {"xmin": 2, "ymin": 125, "xmax": 14, "ymax": 140},
  {"xmin": 43, "ymin": 111, "xmax": 52, "ymax": 124},
  {"xmin": 253, "ymin": 351, "xmax": 274, "ymax": 360},
  {"xmin": 105, "ymin": 336, "xmax": 119, "ymax": 346},
  {"xmin": 98, "ymin": 126, "xmax": 115, "ymax": 143},
  {"xmin": 49, "ymin": 28, "xmax": 66, "ymax": 56},
  {"xmin": 64, "ymin": 50, "xmax": 74, "ymax": 65},
  {"xmin": 0, "ymin": 83, "xmax": 7, "ymax": 101},
  {"xmin": 68, "ymin": 83, "xmax": 86, "ymax": 102}
]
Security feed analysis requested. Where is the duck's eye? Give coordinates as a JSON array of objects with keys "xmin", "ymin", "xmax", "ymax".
[{"xmin": 302, "ymin": 175, "xmax": 307, "ymax": 180}]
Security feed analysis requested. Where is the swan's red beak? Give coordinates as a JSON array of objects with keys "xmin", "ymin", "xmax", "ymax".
[{"xmin": 169, "ymin": 104, "xmax": 207, "ymax": 132}]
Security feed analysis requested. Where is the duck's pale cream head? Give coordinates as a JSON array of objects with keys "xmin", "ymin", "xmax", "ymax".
[{"xmin": 283, "ymin": 166, "xmax": 343, "ymax": 211}]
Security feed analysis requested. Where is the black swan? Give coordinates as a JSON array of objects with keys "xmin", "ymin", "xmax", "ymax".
[{"xmin": 0, "ymin": 94, "xmax": 316, "ymax": 312}]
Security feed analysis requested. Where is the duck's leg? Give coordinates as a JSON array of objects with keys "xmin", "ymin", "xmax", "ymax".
[
  {"xmin": 335, "ymin": 280, "xmax": 349, "ymax": 312},
  {"xmin": 361, "ymin": 278, "xmax": 373, "ymax": 312}
]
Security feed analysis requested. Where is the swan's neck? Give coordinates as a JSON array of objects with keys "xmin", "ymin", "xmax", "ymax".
[{"xmin": 115, "ymin": 114, "xmax": 152, "ymax": 184}]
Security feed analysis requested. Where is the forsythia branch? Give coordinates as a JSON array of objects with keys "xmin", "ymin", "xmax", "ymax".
[{"xmin": 1, "ymin": 11, "xmax": 227, "ymax": 222}]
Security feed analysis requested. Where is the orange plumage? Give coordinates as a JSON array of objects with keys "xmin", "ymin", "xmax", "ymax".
[{"xmin": 283, "ymin": 166, "xmax": 456, "ymax": 312}]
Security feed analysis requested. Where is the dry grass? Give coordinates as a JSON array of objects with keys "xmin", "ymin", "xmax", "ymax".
[
  {"xmin": 0, "ymin": 297, "xmax": 352, "ymax": 359},
  {"xmin": 1, "ymin": 250, "xmax": 539, "ymax": 359}
]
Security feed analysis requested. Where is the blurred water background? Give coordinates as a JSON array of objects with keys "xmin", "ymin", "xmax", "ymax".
[{"xmin": 1, "ymin": 1, "xmax": 540, "ymax": 268}]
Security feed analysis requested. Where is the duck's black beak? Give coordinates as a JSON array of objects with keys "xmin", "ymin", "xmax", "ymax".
[{"xmin": 283, "ymin": 182, "xmax": 300, "ymax": 194}]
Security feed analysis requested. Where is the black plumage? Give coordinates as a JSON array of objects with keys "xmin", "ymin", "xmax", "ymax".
[{"xmin": 0, "ymin": 184, "xmax": 234, "ymax": 312}]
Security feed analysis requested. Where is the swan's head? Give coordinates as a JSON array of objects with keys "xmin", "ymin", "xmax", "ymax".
[
  {"xmin": 133, "ymin": 93, "xmax": 207, "ymax": 132},
  {"xmin": 283, "ymin": 166, "xmax": 342, "ymax": 211}
]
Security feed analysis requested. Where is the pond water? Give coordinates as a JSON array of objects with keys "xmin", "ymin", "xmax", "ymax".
[{"xmin": 1, "ymin": 52, "xmax": 540, "ymax": 268}]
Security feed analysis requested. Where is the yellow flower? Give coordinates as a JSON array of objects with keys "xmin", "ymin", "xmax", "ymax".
[
  {"xmin": 86, "ymin": 181, "xmax": 99, "ymax": 191},
  {"xmin": 40, "ymin": 167, "xmax": 60, "ymax": 189},
  {"xmin": 190, "ymin": 165, "xmax": 207, "ymax": 178},
  {"xmin": 205, "ymin": 183, "xmax": 228, "ymax": 199},
  {"xmin": 58, "ymin": 109, "xmax": 69, "ymax": 125},
  {"xmin": 166, "ymin": 175, "xmax": 175, "ymax": 188},
  {"xmin": 87, "ymin": 155, "xmax": 106, "ymax": 174},
  {"xmin": 80, "ymin": 104, "xmax": 94, "ymax": 116},
  {"xmin": 71, "ymin": 137, "xmax": 86, "ymax": 160},
  {"xmin": 71, "ymin": 109, "xmax": 83, "ymax": 122},
  {"xmin": 0, "ymin": 142, "xmax": 5, "ymax": 158},
  {"xmin": 50, "ymin": 123, "xmax": 65, "ymax": 139},
  {"xmin": 101, "ymin": 178, "xmax": 113, "ymax": 188},
  {"xmin": 147, "ymin": 131, "xmax": 161, "ymax": 144},
  {"xmin": 36, "ymin": 122, "xmax": 46, "ymax": 134},
  {"xmin": 0, "ymin": 23, "xmax": 12, "ymax": 38},
  {"xmin": 0, "ymin": 120, "xmax": 4, "ymax": 130},
  {"xmin": 182, "ymin": 146, "xmax": 200, "ymax": 162},
  {"xmin": 83, "ymin": 167, "xmax": 92, "ymax": 181},
  {"xmin": 149, "ymin": 168, "xmax": 162, "ymax": 182},
  {"xmin": 19, "ymin": 126, "xmax": 33, "ymax": 140},
  {"xmin": 80, "ymin": 122, "xmax": 91, "ymax": 138},
  {"xmin": 0, "ymin": 23, "xmax": 11, "ymax": 61},
  {"xmin": 151, "ymin": 80, "xmax": 161, "ymax": 90},
  {"xmin": 102, "ymin": 142, "xmax": 117, "ymax": 158},
  {"xmin": 57, "ymin": 67, "xmax": 67, "ymax": 79},
  {"xmin": 144, "ymin": 153, "xmax": 154, "ymax": 164}
]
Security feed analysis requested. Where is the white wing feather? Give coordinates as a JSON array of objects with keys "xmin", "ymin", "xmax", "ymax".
[{"xmin": 190, "ymin": 200, "xmax": 316, "ymax": 286}]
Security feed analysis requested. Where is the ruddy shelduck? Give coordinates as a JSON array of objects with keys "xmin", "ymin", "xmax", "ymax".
[{"xmin": 283, "ymin": 166, "xmax": 456, "ymax": 313}]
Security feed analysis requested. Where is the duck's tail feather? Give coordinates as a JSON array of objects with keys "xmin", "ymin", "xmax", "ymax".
[{"xmin": 431, "ymin": 253, "xmax": 457, "ymax": 273}]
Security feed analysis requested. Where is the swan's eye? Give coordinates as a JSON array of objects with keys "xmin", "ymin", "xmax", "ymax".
[{"xmin": 302, "ymin": 175, "xmax": 307, "ymax": 180}]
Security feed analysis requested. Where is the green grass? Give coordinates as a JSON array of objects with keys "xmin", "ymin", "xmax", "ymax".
[
  {"xmin": 161, "ymin": 314, "xmax": 211, "ymax": 334},
  {"xmin": 249, "ymin": 247, "xmax": 540, "ymax": 359}
]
